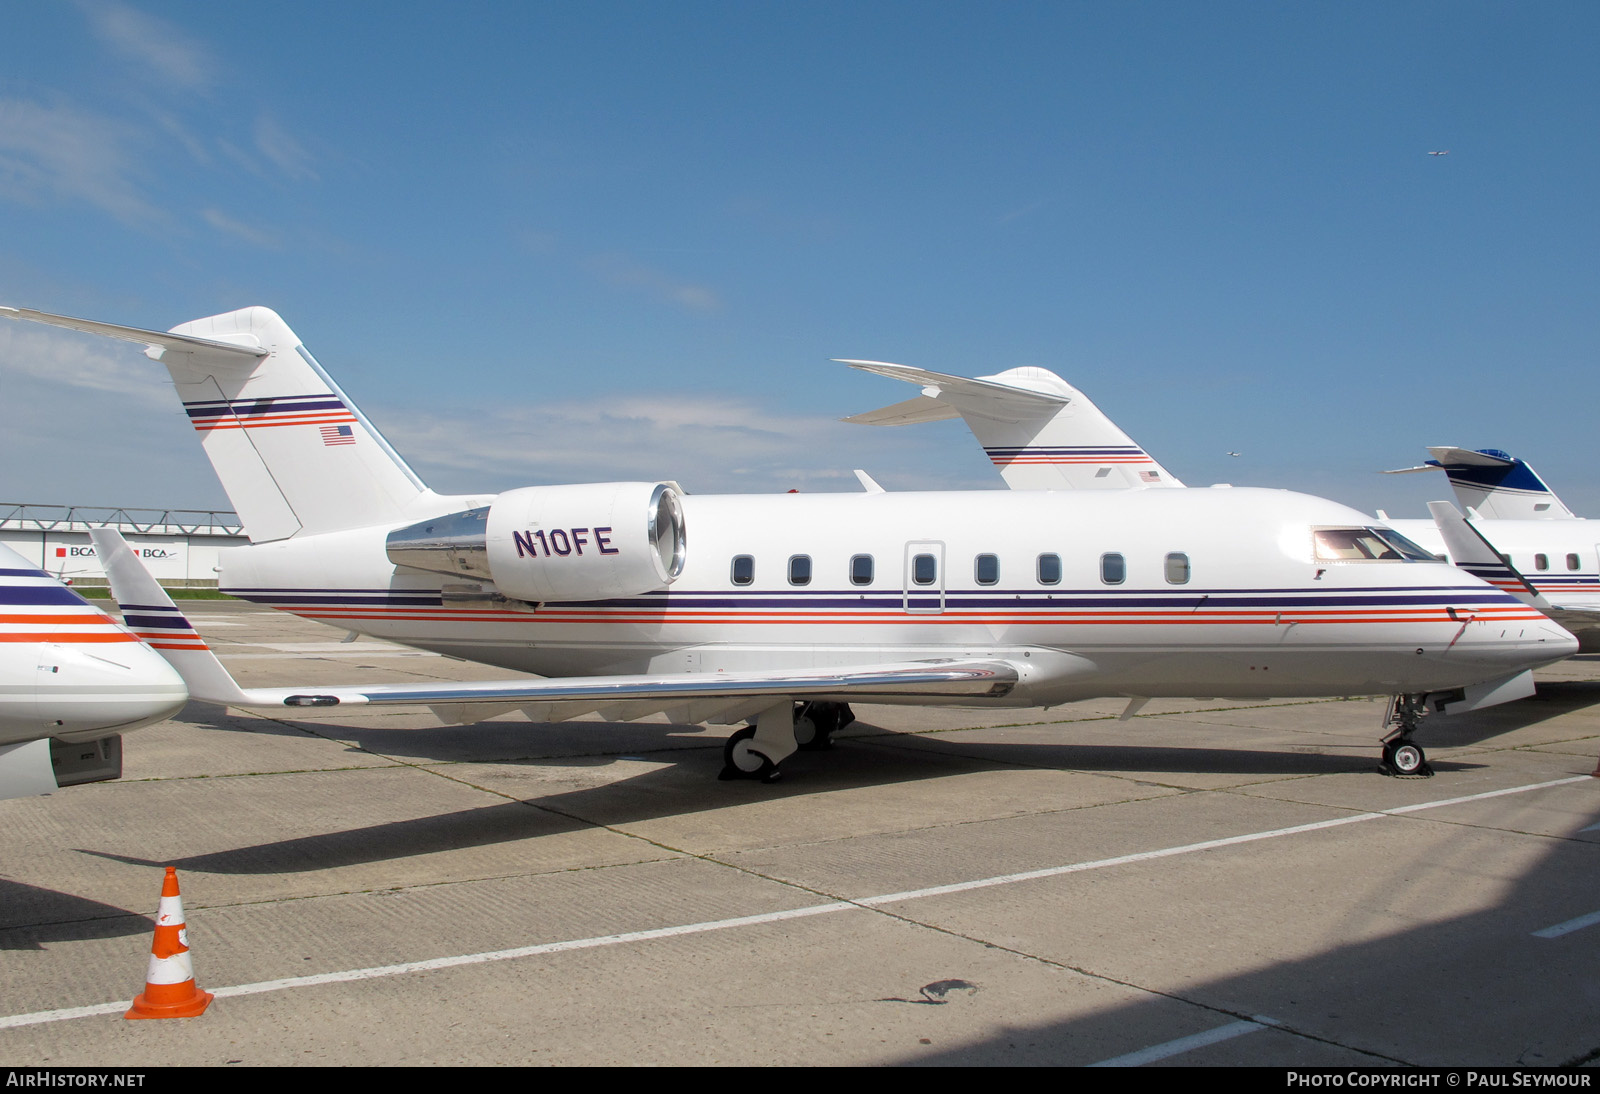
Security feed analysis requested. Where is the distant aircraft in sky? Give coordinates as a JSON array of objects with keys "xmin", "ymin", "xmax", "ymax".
[
  {"xmin": 0, "ymin": 542, "xmax": 187, "ymax": 799},
  {"xmin": 0, "ymin": 304, "xmax": 1575, "ymax": 779},
  {"xmin": 1429, "ymin": 150, "xmax": 1450, "ymax": 156}
]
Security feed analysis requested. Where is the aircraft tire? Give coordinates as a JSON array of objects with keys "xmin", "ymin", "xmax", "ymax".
[
  {"xmin": 720, "ymin": 726, "xmax": 780, "ymax": 782},
  {"xmin": 794, "ymin": 702, "xmax": 835, "ymax": 751},
  {"xmin": 1383, "ymin": 739, "xmax": 1430, "ymax": 777}
]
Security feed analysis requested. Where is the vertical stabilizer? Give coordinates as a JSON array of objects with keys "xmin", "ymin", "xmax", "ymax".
[
  {"xmin": 0, "ymin": 304, "xmax": 432, "ymax": 542},
  {"xmin": 1385, "ymin": 447, "xmax": 1576, "ymax": 521},
  {"xmin": 840, "ymin": 361, "xmax": 1183, "ymax": 490},
  {"xmin": 159, "ymin": 307, "xmax": 428, "ymax": 541}
]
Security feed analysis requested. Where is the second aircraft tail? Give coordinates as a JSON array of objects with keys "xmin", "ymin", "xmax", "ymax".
[{"xmin": 841, "ymin": 360, "xmax": 1184, "ymax": 490}]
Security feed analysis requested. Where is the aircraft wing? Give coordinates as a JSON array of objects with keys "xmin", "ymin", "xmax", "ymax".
[{"xmin": 89, "ymin": 530, "xmax": 1016, "ymax": 727}]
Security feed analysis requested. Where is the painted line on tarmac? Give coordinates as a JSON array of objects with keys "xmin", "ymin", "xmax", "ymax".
[
  {"xmin": 0, "ymin": 774, "xmax": 1588, "ymax": 1032},
  {"xmin": 856, "ymin": 775, "xmax": 1591, "ymax": 906},
  {"xmin": 1533, "ymin": 909, "xmax": 1600, "ymax": 939},
  {"xmin": 1088, "ymin": 1017, "xmax": 1276, "ymax": 1067}
]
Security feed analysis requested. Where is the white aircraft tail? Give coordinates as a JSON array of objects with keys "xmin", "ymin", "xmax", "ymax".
[
  {"xmin": 1, "ymin": 305, "xmax": 433, "ymax": 542},
  {"xmin": 840, "ymin": 361, "xmax": 1183, "ymax": 490},
  {"xmin": 1386, "ymin": 447, "xmax": 1575, "ymax": 521}
]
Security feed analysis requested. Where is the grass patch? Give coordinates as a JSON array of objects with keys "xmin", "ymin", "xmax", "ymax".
[{"xmin": 76, "ymin": 586, "xmax": 238, "ymax": 601}]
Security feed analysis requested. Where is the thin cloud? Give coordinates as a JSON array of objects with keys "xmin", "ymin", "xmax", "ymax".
[
  {"xmin": 0, "ymin": 98, "xmax": 158, "ymax": 223},
  {"xmin": 77, "ymin": 0, "xmax": 217, "ymax": 91},
  {"xmin": 374, "ymin": 392, "xmax": 997, "ymax": 495},
  {"xmin": 584, "ymin": 253, "xmax": 722, "ymax": 313},
  {"xmin": 202, "ymin": 207, "xmax": 280, "ymax": 249},
  {"xmin": 0, "ymin": 324, "xmax": 175, "ymax": 407},
  {"xmin": 254, "ymin": 115, "xmax": 317, "ymax": 182}
]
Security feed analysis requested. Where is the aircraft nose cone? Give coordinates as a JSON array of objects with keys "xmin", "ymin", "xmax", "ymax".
[
  {"xmin": 33, "ymin": 642, "xmax": 189, "ymax": 740},
  {"xmin": 1455, "ymin": 618, "xmax": 1579, "ymax": 674}
]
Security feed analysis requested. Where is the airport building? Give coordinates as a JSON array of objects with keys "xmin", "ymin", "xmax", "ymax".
[{"xmin": 0, "ymin": 503, "xmax": 246, "ymax": 587}]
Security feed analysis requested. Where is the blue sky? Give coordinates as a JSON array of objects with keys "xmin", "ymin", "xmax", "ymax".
[{"xmin": 0, "ymin": 1, "xmax": 1596, "ymax": 517}]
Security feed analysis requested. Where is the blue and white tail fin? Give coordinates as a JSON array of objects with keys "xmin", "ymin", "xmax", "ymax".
[
  {"xmin": 1386, "ymin": 447, "xmax": 1575, "ymax": 521},
  {"xmin": 1, "ymin": 305, "xmax": 439, "ymax": 542},
  {"xmin": 840, "ymin": 361, "xmax": 1183, "ymax": 490}
]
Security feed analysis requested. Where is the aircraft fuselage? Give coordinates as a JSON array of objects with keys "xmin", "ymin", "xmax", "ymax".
[{"xmin": 216, "ymin": 486, "xmax": 1574, "ymax": 708}]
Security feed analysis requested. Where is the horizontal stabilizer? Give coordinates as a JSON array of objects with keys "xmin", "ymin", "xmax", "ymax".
[
  {"xmin": 0, "ymin": 305, "xmax": 266, "ymax": 367},
  {"xmin": 842, "ymin": 394, "xmax": 960, "ymax": 427},
  {"xmin": 841, "ymin": 359, "xmax": 1183, "ymax": 491}
]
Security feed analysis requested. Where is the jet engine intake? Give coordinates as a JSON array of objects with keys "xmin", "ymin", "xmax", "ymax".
[{"xmin": 387, "ymin": 482, "xmax": 686, "ymax": 602}]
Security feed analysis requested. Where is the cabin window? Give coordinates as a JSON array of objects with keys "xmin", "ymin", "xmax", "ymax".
[
  {"xmin": 1164, "ymin": 552, "xmax": 1190, "ymax": 584},
  {"xmin": 912, "ymin": 553, "xmax": 937, "ymax": 586},
  {"xmin": 1568, "ymin": 553, "xmax": 1581, "ymax": 571},
  {"xmin": 1101, "ymin": 552, "xmax": 1126, "ymax": 585},
  {"xmin": 1037, "ymin": 553, "xmax": 1061, "ymax": 585},
  {"xmin": 1534, "ymin": 553, "xmax": 1549, "ymax": 571},
  {"xmin": 850, "ymin": 554, "xmax": 874, "ymax": 586},
  {"xmin": 788, "ymin": 555, "xmax": 812, "ymax": 586},
  {"xmin": 731, "ymin": 555, "xmax": 754, "ymax": 586},
  {"xmin": 975, "ymin": 554, "xmax": 999, "ymax": 586},
  {"xmin": 1314, "ymin": 527, "xmax": 1435, "ymax": 562}
]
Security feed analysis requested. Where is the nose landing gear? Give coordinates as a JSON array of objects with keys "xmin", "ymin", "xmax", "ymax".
[{"xmin": 1380, "ymin": 694, "xmax": 1433, "ymax": 777}]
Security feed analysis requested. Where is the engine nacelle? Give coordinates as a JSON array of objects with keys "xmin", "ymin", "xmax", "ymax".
[{"xmin": 386, "ymin": 482, "xmax": 686, "ymax": 603}]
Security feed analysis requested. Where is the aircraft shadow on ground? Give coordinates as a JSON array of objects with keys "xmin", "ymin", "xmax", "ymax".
[
  {"xmin": 0, "ymin": 879, "xmax": 151, "ymax": 950},
  {"xmin": 877, "ymin": 807, "xmax": 1600, "ymax": 1066},
  {"xmin": 75, "ymin": 715, "xmax": 1530, "ymax": 877}
]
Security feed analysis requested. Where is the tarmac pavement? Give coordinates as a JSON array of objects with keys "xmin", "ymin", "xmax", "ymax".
[{"xmin": 2, "ymin": 599, "xmax": 1598, "ymax": 1066}]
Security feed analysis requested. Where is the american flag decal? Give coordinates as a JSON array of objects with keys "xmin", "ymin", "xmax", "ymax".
[
  {"xmin": 1139, "ymin": 470, "xmax": 1161, "ymax": 482},
  {"xmin": 320, "ymin": 425, "xmax": 356, "ymax": 446}
]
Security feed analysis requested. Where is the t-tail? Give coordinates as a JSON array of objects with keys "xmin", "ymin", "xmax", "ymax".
[
  {"xmin": 839, "ymin": 360, "xmax": 1184, "ymax": 490},
  {"xmin": 1385, "ymin": 447, "xmax": 1575, "ymax": 521},
  {"xmin": 1, "ymin": 305, "xmax": 464, "ymax": 542}
]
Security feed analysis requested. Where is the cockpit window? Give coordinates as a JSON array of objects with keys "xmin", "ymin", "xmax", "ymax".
[{"xmin": 1314, "ymin": 527, "xmax": 1438, "ymax": 562}]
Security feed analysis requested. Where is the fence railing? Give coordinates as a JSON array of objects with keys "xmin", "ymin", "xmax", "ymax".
[{"xmin": 0, "ymin": 503, "xmax": 244, "ymax": 537}]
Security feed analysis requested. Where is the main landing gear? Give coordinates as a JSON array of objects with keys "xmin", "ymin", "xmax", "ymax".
[
  {"xmin": 1380, "ymin": 694, "xmax": 1433, "ymax": 778},
  {"xmin": 720, "ymin": 701, "xmax": 856, "ymax": 782}
]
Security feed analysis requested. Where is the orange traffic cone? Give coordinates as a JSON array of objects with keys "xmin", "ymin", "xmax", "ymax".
[{"xmin": 125, "ymin": 866, "xmax": 213, "ymax": 1019}]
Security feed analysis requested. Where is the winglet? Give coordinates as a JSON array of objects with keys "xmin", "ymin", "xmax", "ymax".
[
  {"xmin": 1425, "ymin": 501, "xmax": 1545, "ymax": 605},
  {"xmin": 88, "ymin": 529, "xmax": 254, "ymax": 706}
]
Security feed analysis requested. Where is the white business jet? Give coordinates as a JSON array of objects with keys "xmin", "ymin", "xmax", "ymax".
[
  {"xmin": 1380, "ymin": 448, "xmax": 1600, "ymax": 648},
  {"xmin": 0, "ymin": 305, "xmax": 1576, "ymax": 780},
  {"xmin": 850, "ymin": 365, "xmax": 1600, "ymax": 654},
  {"xmin": 0, "ymin": 542, "xmax": 188, "ymax": 799}
]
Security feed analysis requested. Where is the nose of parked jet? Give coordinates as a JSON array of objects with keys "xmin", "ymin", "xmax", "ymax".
[
  {"xmin": 1444, "ymin": 615, "xmax": 1579, "ymax": 678},
  {"xmin": 32, "ymin": 641, "xmax": 189, "ymax": 740}
]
